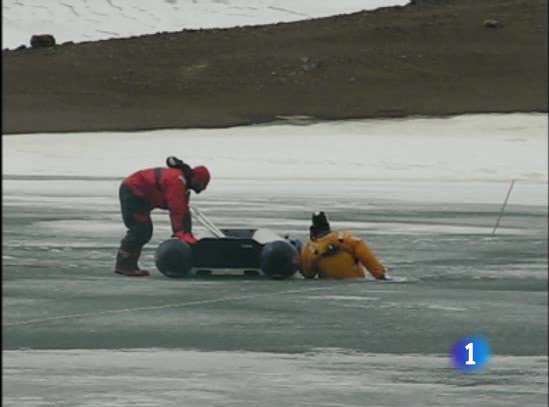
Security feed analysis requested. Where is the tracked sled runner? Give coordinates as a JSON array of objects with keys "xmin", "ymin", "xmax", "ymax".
[{"xmin": 155, "ymin": 207, "xmax": 301, "ymax": 279}]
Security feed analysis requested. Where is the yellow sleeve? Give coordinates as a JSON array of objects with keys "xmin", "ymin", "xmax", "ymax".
[
  {"xmin": 300, "ymin": 242, "xmax": 320, "ymax": 279},
  {"xmin": 340, "ymin": 232, "xmax": 386, "ymax": 279}
]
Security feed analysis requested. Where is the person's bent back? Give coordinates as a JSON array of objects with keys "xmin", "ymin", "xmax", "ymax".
[{"xmin": 115, "ymin": 156, "xmax": 210, "ymax": 277}]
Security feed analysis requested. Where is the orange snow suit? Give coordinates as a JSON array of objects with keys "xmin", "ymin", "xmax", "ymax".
[{"xmin": 300, "ymin": 231, "xmax": 386, "ymax": 279}]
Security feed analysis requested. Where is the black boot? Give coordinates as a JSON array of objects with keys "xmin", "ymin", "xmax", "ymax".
[
  {"xmin": 132, "ymin": 247, "xmax": 150, "ymax": 275},
  {"xmin": 114, "ymin": 248, "xmax": 150, "ymax": 277}
]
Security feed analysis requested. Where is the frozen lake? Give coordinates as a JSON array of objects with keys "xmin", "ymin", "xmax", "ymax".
[{"xmin": 3, "ymin": 114, "xmax": 548, "ymax": 406}]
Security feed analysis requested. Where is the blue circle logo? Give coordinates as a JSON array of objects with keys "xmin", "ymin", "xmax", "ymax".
[{"xmin": 450, "ymin": 336, "xmax": 491, "ymax": 372}]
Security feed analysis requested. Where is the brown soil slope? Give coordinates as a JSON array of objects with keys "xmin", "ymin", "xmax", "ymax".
[{"xmin": 2, "ymin": 0, "xmax": 547, "ymax": 134}]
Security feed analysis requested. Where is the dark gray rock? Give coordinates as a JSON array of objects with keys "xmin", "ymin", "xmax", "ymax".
[
  {"xmin": 30, "ymin": 34, "xmax": 56, "ymax": 48},
  {"xmin": 483, "ymin": 19, "xmax": 503, "ymax": 28}
]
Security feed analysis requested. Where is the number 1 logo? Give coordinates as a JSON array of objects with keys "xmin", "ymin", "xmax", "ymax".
[
  {"xmin": 465, "ymin": 342, "xmax": 476, "ymax": 365},
  {"xmin": 451, "ymin": 336, "xmax": 490, "ymax": 372}
]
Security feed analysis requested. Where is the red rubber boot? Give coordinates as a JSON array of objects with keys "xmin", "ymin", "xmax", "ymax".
[{"xmin": 114, "ymin": 248, "xmax": 150, "ymax": 277}]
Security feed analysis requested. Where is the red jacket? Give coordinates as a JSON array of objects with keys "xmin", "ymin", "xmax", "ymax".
[{"xmin": 123, "ymin": 168, "xmax": 191, "ymax": 234}]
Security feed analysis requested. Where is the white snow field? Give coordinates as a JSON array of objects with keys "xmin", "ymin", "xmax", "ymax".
[
  {"xmin": 3, "ymin": 113, "xmax": 548, "ymax": 206},
  {"xmin": 2, "ymin": 0, "xmax": 408, "ymax": 48}
]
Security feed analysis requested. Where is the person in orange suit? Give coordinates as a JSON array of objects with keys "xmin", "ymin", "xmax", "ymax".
[{"xmin": 300, "ymin": 211, "xmax": 390, "ymax": 280}]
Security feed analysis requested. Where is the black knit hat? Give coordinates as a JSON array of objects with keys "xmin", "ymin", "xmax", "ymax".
[
  {"xmin": 310, "ymin": 211, "xmax": 331, "ymax": 238},
  {"xmin": 166, "ymin": 156, "xmax": 193, "ymax": 181}
]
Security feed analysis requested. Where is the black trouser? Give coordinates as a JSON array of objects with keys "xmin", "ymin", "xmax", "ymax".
[{"xmin": 119, "ymin": 184, "xmax": 153, "ymax": 251}]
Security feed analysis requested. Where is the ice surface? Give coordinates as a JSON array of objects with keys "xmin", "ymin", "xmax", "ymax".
[
  {"xmin": 3, "ymin": 114, "xmax": 547, "ymax": 407},
  {"xmin": 2, "ymin": 0, "xmax": 408, "ymax": 48},
  {"xmin": 3, "ymin": 349, "xmax": 548, "ymax": 407}
]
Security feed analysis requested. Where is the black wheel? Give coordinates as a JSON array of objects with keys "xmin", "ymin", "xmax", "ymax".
[
  {"xmin": 260, "ymin": 241, "xmax": 299, "ymax": 279},
  {"xmin": 155, "ymin": 239, "xmax": 192, "ymax": 278}
]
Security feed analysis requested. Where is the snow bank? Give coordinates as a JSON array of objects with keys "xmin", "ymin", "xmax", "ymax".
[
  {"xmin": 3, "ymin": 113, "xmax": 546, "ymax": 182},
  {"xmin": 2, "ymin": 0, "xmax": 408, "ymax": 48}
]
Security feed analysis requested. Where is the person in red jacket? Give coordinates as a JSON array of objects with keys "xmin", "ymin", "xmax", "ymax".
[{"xmin": 115, "ymin": 157, "xmax": 211, "ymax": 277}]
